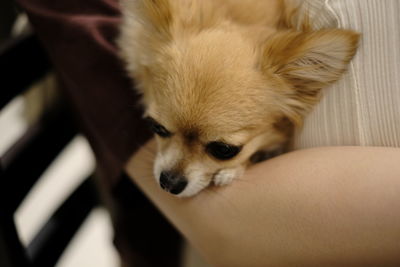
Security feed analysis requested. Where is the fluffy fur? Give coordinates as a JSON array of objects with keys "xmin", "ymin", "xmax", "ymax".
[{"xmin": 118, "ymin": 0, "xmax": 359, "ymax": 197}]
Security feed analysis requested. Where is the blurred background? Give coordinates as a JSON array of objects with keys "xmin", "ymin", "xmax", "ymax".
[{"xmin": 0, "ymin": 1, "xmax": 119, "ymax": 266}]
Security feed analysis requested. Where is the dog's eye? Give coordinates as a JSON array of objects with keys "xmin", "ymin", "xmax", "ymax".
[
  {"xmin": 145, "ymin": 117, "xmax": 171, "ymax": 138},
  {"xmin": 206, "ymin": 142, "xmax": 241, "ymax": 160}
]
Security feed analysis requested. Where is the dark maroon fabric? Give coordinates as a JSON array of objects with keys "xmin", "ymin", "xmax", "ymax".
[{"xmin": 16, "ymin": 0, "xmax": 151, "ymax": 186}]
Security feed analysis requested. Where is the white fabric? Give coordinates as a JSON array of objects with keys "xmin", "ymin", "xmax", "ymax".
[{"xmin": 294, "ymin": 0, "xmax": 400, "ymax": 148}]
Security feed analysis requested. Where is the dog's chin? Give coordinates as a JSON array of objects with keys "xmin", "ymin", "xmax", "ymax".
[
  {"xmin": 164, "ymin": 168, "xmax": 244, "ymax": 198},
  {"xmin": 154, "ymin": 168, "xmax": 211, "ymax": 198},
  {"xmin": 172, "ymin": 167, "xmax": 242, "ymax": 197},
  {"xmin": 177, "ymin": 179, "xmax": 211, "ymax": 197},
  {"xmin": 163, "ymin": 175, "xmax": 211, "ymax": 198},
  {"xmin": 153, "ymin": 168, "xmax": 245, "ymax": 198},
  {"xmin": 180, "ymin": 167, "xmax": 244, "ymax": 197}
]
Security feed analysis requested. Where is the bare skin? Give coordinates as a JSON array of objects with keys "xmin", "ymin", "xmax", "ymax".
[{"xmin": 125, "ymin": 139, "xmax": 400, "ymax": 267}]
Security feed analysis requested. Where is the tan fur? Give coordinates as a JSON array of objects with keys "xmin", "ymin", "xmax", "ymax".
[{"xmin": 118, "ymin": 0, "xmax": 360, "ymax": 197}]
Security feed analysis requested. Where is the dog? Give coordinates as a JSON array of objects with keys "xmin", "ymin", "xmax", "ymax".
[{"xmin": 118, "ymin": 0, "xmax": 359, "ymax": 197}]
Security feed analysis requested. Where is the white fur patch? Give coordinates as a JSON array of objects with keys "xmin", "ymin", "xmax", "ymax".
[{"xmin": 213, "ymin": 167, "xmax": 244, "ymax": 186}]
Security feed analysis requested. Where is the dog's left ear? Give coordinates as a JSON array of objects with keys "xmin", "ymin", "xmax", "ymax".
[{"xmin": 262, "ymin": 29, "xmax": 360, "ymax": 125}]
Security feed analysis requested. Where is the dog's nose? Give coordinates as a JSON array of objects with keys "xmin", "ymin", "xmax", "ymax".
[{"xmin": 159, "ymin": 171, "xmax": 188, "ymax": 195}]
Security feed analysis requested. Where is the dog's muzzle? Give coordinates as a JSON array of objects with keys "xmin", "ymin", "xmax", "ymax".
[{"xmin": 159, "ymin": 171, "xmax": 188, "ymax": 195}]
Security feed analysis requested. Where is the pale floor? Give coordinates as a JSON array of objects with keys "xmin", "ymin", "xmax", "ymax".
[{"xmin": 1, "ymin": 96, "xmax": 209, "ymax": 267}]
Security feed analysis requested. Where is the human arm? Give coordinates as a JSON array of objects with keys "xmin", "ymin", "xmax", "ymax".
[{"xmin": 125, "ymin": 139, "xmax": 400, "ymax": 267}]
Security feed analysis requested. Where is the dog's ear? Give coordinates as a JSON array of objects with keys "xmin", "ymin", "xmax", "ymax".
[{"xmin": 262, "ymin": 29, "xmax": 360, "ymax": 125}]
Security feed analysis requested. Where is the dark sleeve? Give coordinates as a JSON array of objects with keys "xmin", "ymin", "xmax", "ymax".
[{"xmin": 16, "ymin": 0, "xmax": 151, "ymax": 185}]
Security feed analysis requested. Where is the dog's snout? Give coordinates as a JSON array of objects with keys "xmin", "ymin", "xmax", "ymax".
[{"xmin": 159, "ymin": 171, "xmax": 188, "ymax": 195}]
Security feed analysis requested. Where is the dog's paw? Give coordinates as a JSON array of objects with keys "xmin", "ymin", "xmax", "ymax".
[{"xmin": 213, "ymin": 168, "xmax": 244, "ymax": 186}]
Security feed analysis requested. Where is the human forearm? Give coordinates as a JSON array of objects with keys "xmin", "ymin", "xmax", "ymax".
[{"xmin": 125, "ymin": 140, "xmax": 400, "ymax": 266}]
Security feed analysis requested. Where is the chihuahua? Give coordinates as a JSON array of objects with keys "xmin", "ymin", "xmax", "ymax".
[{"xmin": 118, "ymin": 0, "xmax": 359, "ymax": 197}]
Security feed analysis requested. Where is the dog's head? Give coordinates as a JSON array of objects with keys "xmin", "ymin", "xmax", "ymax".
[{"xmin": 118, "ymin": 0, "xmax": 359, "ymax": 196}]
